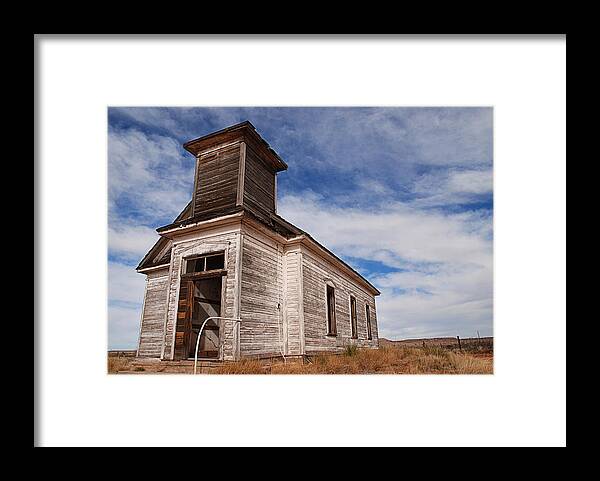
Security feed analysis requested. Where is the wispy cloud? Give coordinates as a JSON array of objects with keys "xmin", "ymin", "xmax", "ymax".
[
  {"xmin": 279, "ymin": 193, "xmax": 492, "ymax": 267},
  {"xmin": 108, "ymin": 304, "xmax": 143, "ymax": 350},
  {"xmin": 107, "ymin": 262, "xmax": 146, "ymax": 349},
  {"xmin": 108, "ymin": 261, "xmax": 147, "ymax": 305},
  {"xmin": 108, "ymin": 224, "xmax": 160, "ymax": 262},
  {"xmin": 411, "ymin": 167, "xmax": 493, "ymax": 208},
  {"xmin": 108, "ymin": 127, "xmax": 193, "ymax": 226},
  {"xmin": 107, "ymin": 126, "xmax": 192, "ymax": 348}
]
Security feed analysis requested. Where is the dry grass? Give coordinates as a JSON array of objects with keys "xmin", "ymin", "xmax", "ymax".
[
  {"xmin": 107, "ymin": 357, "xmax": 134, "ymax": 374},
  {"xmin": 107, "ymin": 344, "xmax": 493, "ymax": 375},
  {"xmin": 213, "ymin": 345, "xmax": 493, "ymax": 375}
]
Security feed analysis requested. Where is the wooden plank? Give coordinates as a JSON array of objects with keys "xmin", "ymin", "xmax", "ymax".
[
  {"xmin": 174, "ymin": 279, "xmax": 193, "ymax": 360},
  {"xmin": 194, "ymin": 143, "xmax": 241, "ymax": 216},
  {"xmin": 242, "ymin": 145, "xmax": 275, "ymax": 215},
  {"xmin": 282, "ymin": 249, "xmax": 289, "ymax": 355},
  {"xmin": 236, "ymin": 142, "xmax": 246, "ymax": 206},
  {"xmin": 234, "ymin": 231, "xmax": 244, "ymax": 360},
  {"xmin": 137, "ymin": 270, "xmax": 169, "ymax": 358},
  {"xmin": 239, "ymin": 231, "xmax": 284, "ymax": 357}
]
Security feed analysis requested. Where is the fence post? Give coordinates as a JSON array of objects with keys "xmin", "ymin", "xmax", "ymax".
[{"xmin": 457, "ymin": 335, "xmax": 462, "ymax": 351}]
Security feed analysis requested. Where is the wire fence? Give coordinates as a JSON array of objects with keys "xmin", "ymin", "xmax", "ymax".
[
  {"xmin": 107, "ymin": 349, "xmax": 138, "ymax": 358},
  {"xmin": 385, "ymin": 336, "xmax": 493, "ymax": 353}
]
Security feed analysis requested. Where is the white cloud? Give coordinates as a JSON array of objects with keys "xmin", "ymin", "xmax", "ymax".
[
  {"xmin": 278, "ymin": 193, "xmax": 493, "ymax": 340},
  {"xmin": 374, "ymin": 262, "xmax": 492, "ymax": 339},
  {"xmin": 113, "ymin": 107, "xmax": 246, "ymax": 141},
  {"xmin": 108, "ymin": 304, "xmax": 142, "ymax": 350},
  {"xmin": 411, "ymin": 168, "xmax": 493, "ymax": 207},
  {"xmin": 402, "ymin": 108, "xmax": 492, "ymax": 167},
  {"xmin": 108, "ymin": 128, "xmax": 193, "ymax": 225},
  {"xmin": 107, "ymin": 261, "xmax": 147, "ymax": 349},
  {"xmin": 278, "ymin": 107, "xmax": 492, "ymax": 176},
  {"xmin": 280, "ymin": 194, "xmax": 491, "ymax": 267},
  {"xmin": 108, "ymin": 261, "xmax": 147, "ymax": 304},
  {"xmin": 107, "ymin": 126, "xmax": 193, "ymax": 349},
  {"xmin": 108, "ymin": 224, "xmax": 160, "ymax": 261},
  {"xmin": 447, "ymin": 169, "xmax": 493, "ymax": 195},
  {"xmin": 355, "ymin": 178, "xmax": 394, "ymax": 196}
]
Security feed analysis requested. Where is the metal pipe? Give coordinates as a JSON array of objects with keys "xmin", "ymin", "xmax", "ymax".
[{"xmin": 194, "ymin": 317, "xmax": 242, "ymax": 374}]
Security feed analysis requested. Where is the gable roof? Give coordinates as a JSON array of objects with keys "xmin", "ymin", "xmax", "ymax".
[
  {"xmin": 135, "ymin": 201, "xmax": 193, "ymax": 271},
  {"xmin": 136, "ymin": 236, "xmax": 171, "ymax": 271}
]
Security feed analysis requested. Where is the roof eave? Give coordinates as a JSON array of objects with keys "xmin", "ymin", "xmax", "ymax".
[
  {"xmin": 283, "ymin": 234, "xmax": 381, "ymax": 297},
  {"xmin": 183, "ymin": 121, "xmax": 288, "ymax": 172},
  {"xmin": 156, "ymin": 211, "xmax": 244, "ymax": 239},
  {"xmin": 136, "ymin": 263, "xmax": 170, "ymax": 274}
]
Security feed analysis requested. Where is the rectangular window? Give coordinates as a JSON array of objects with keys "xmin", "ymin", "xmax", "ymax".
[
  {"xmin": 185, "ymin": 252, "xmax": 225, "ymax": 274},
  {"xmin": 366, "ymin": 304, "xmax": 372, "ymax": 340},
  {"xmin": 186, "ymin": 257, "xmax": 205, "ymax": 273},
  {"xmin": 350, "ymin": 296, "xmax": 358, "ymax": 339},
  {"xmin": 326, "ymin": 285, "xmax": 337, "ymax": 335},
  {"xmin": 205, "ymin": 253, "xmax": 225, "ymax": 271}
]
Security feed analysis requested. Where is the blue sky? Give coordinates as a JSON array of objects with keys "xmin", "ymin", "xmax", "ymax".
[{"xmin": 108, "ymin": 107, "xmax": 493, "ymax": 349}]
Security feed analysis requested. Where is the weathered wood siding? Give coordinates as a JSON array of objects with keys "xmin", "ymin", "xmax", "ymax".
[
  {"xmin": 301, "ymin": 250, "xmax": 378, "ymax": 353},
  {"xmin": 194, "ymin": 143, "xmax": 240, "ymax": 217},
  {"xmin": 139, "ymin": 227, "xmax": 378, "ymax": 359},
  {"xmin": 192, "ymin": 141, "xmax": 276, "ymax": 219},
  {"xmin": 137, "ymin": 268, "xmax": 170, "ymax": 358},
  {"xmin": 243, "ymin": 145, "xmax": 276, "ymax": 216},
  {"xmin": 163, "ymin": 228, "xmax": 240, "ymax": 360},
  {"xmin": 283, "ymin": 249, "xmax": 303, "ymax": 355},
  {"xmin": 239, "ymin": 225, "xmax": 285, "ymax": 357}
]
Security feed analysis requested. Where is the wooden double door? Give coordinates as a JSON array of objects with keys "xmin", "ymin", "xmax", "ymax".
[{"xmin": 174, "ymin": 275, "xmax": 223, "ymax": 360}]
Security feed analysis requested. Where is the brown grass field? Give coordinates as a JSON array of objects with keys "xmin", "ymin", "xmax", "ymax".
[
  {"xmin": 109, "ymin": 340, "xmax": 493, "ymax": 374},
  {"xmin": 213, "ymin": 344, "xmax": 493, "ymax": 375},
  {"xmin": 107, "ymin": 357, "xmax": 136, "ymax": 373}
]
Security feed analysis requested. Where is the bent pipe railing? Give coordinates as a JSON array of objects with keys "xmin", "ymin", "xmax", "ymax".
[{"xmin": 193, "ymin": 317, "xmax": 242, "ymax": 374}]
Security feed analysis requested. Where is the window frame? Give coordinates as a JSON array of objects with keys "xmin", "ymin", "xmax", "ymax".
[
  {"xmin": 349, "ymin": 295, "xmax": 358, "ymax": 339},
  {"xmin": 365, "ymin": 303, "xmax": 372, "ymax": 340},
  {"xmin": 183, "ymin": 252, "xmax": 225, "ymax": 275},
  {"xmin": 185, "ymin": 255, "xmax": 206, "ymax": 274},
  {"xmin": 204, "ymin": 253, "xmax": 226, "ymax": 272},
  {"xmin": 325, "ymin": 283, "xmax": 337, "ymax": 336}
]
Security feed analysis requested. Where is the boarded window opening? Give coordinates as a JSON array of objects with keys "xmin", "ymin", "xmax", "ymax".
[
  {"xmin": 350, "ymin": 296, "xmax": 358, "ymax": 339},
  {"xmin": 366, "ymin": 304, "xmax": 372, "ymax": 340},
  {"xmin": 326, "ymin": 284, "xmax": 337, "ymax": 336}
]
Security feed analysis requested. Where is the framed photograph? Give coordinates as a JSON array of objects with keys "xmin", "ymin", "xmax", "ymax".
[{"xmin": 35, "ymin": 35, "xmax": 566, "ymax": 447}]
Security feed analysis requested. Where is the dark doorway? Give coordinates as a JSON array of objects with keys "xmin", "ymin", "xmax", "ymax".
[{"xmin": 188, "ymin": 276, "xmax": 222, "ymax": 359}]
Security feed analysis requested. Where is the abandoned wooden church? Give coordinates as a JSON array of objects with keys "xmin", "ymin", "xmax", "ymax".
[{"xmin": 136, "ymin": 121, "xmax": 380, "ymax": 361}]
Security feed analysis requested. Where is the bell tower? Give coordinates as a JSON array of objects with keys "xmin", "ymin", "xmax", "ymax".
[{"xmin": 183, "ymin": 121, "xmax": 288, "ymax": 220}]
